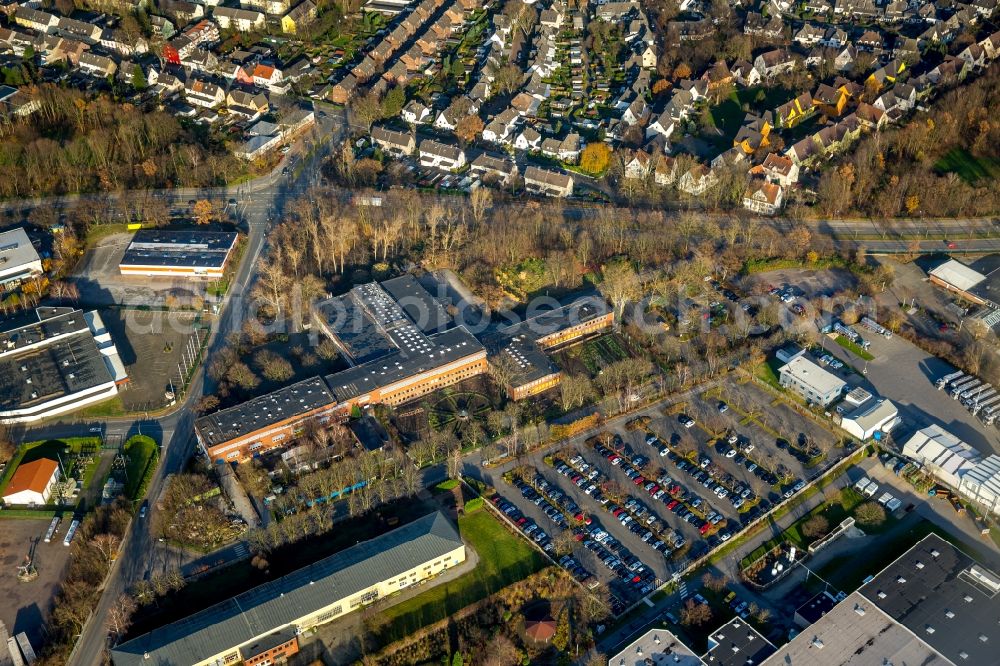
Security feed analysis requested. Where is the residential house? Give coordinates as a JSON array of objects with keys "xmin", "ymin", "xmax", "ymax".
[
  {"xmin": 743, "ymin": 180, "xmax": 783, "ymax": 215},
  {"xmin": 654, "ymin": 154, "xmax": 677, "ymax": 186},
  {"xmin": 866, "ymin": 59, "xmax": 906, "ymax": 90},
  {"xmin": 252, "ymin": 63, "xmax": 283, "ymax": 90},
  {"xmin": 854, "ymin": 101, "xmax": 887, "ymax": 129},
  {"xmin": 183, "ymin": 19, "xmax": 220, "ymax": 46},
  {"xmin": 821, "ymin": 27, "xmax": 848, "ymax": 48},
  {"xmin": 856, "ymin": 29, "xmax": 884, "ymax": 52},
  {"xmin": 700, "ymin": 60, "xmax": 733, "ymax": 90},
  {"xmin": 622, "ymin": 150, "xmax": 653, "ymax": 180},
  {"xmin": 980, "ymin": 30, "xmax": 1000, "ymax": 59},
  {"xmin": 523, "ymin": 166, "xmax": 574, "ymax": 197},
  {"xmin": 213, "ymin": 6, "xmax": 265, "ymax": 30},
  {"xmin": 418, "ymin": 139, "xmax": 466, "ymax": 170},
  {"xmin": 78, "ymin": 51, "xmax": 117, "ymax": 78},
  {"xmin": 804, "ymin": 0, "xmax": 832, "ymax": 14},
  {"xmin": 787, "ymin": 136, "xmax": 820, "ymax": 165},
  {"xmin": 775, "ymin": 92, "xmax": 814, "ymax": 128},
  {"xmin": 834, "ymin": 44, "xmax": 858, "ymax": 70},
  {"xmin": 184, "ymin": 77, "xmax": 226, "ymax": 107},
  {"xmin": 622, "ymin": 98, "xmax": 649, "ymax": 126},
  {"xmin": 470, "ymin": 152, "xmax": 517, "ymax": 184},
  {"xmin": 959, "ymin": 43, "xmax": 987, "ymax": 68},
  {"xmin": 371, "ymin": 126, "xmax": 415, "ymax": 155},
  {"xmin": 752, "ymin": 152, "xmax": 799, "ymax": 186},
  {"xmin": 794, "ymin": 23, "xmax": 826, "ymax": 46},
  {"xmin": 482, "ymin": 108, "xmax": 519, "ymax": 143},
  {"xmin": 813, "ymin": 83, "xmax": 849, "ymax": 116},
  {"xmin": 281, "ymin": 0, "xmax": 317, "ymax": 34},
  {"xmin": 514, "ymin": 127, "xmax": 542, "ymax": 151},
  {"xmin": 402, "ymin": 100, "xmax": 432, "ymax": 124},
  {"xmin": 734, "ymin": 112, "xmax": 772, "ymax": 154},
  {"xmin": 646, "ymin": 110, "xmax": 675, "ymax": 139},
  {"xmin": 730, "ymin": 60, "xmax": 761, "ymax": 87},
  {"xmin": 754, "ymin": 49, "xmax": 796, "ymax": 79},
  {"xmin": 677, "ymin": 165, "xmax": 717, "ymax": 195}
]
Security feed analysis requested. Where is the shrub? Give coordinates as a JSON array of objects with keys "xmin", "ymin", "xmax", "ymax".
[
  {"xmin": 464, "ymin": 497, "xmax": 484, "ymax": 512},
  {"xmin": 854, "ymin": 502, "xmax": 886, "ymax": 526},
  {"xmin": 801, "ymin": 515, "xmax": 830, "ymax": 539}
]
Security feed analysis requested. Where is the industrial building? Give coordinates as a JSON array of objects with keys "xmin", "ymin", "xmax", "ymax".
[
  {"xmin": 0, "ymin": 308, "xmax": 128, "ymax": 423},
  {"xmin": 778, "ymin": 356, "xmax": 846, "ymax": 406},
  {"xmin": 111, "ymin": 512, "xmax": 465, "ymax": 666},
  {"xmin": 702, "ymin": 618, "xmax": 776, "ymax": 666},
  {"xmin": 0, "ymin": 227, "xmax": 42, "ymax": 291},
  {"xmin": 901, "ymin": 424, "xmax": 982, "ymax": 489},
  {"xmin": 607, "ymin": 628, "xmax": 702, "ymax": 666},
  {"xmin": 839, "ymin": 398, "xmax": 899, "ymax": 440},
  {"xmin": 118, "ymin": 229, "xmax": 240, "ymax": 279},
  {"xmin": 928, "ymin": 256, "xmax": 1000, "ymax": 309},
  {"xmin": 1, "ymin": 458, "xmax": 59, "ymax": 506}
]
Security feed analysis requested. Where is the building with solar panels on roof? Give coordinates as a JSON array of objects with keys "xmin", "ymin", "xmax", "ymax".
[
  {"xmin": 195, "ymin": 275, "xmax": 488, "ymax": 463},
  {"xmin": 110, "ymin": 512, "xmax": 465, "ymax": 666}
]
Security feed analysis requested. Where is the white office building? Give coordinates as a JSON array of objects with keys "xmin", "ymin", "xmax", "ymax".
[{"xmin": 778, "ymin": 356, "xmax": 846, "ymax": 406}]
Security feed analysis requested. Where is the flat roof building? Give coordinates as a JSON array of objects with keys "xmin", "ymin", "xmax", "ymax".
[
  {"xmin": 902, "ymin": 424, "xmax": 981, "ymax": 489},
  {"xmin": 490, "ymin": 294, "xmax": 614, "ymax": 400},
  {"xmin": 778, "ymin": 356, "xmax": 846, "ymax": 406},
  {"xmin": 198, "ymin": 277, "xmax": 487, "ymax": 463},
  {"xmin": 792, "ymin": 590, "xmax": 840, "ymax": 628},
  {"xmin": 111, "ymin": 512, "xmax": 465, "ymax": 666},
  {"xmin": 119, "ymin": 229, "xmax": 239, "ymax": 279},
  {"xmin": 0, "ymin": 227, "xmax": 42, "ymax": 289},
  {"xmin": 702, "ymin": 617, "xmax": 776, "ymax": 666},
  {"xmin": 608, "ymin": 628, "xmax": 703, "ymax": 666},
  {"xmin": 859, "ymin": 532, "xmax": 1000, "ymax": 665},
  {"xmin": 769, "ymin": 591, "xmax": 948, "ymax": 665},
  {"xmin": 0, "ymin": 308, "xmax": 127, "ymax": 423}
]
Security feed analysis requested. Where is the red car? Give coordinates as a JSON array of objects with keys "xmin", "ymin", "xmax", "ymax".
[
  {"xmin": 699, "ymin": 523, "xmax": 712, "ymax": 535},
  {"xmin": 575, "ymin": 512, "xmax": 585, "ymax": 522},
  {"xmin": 633, "ymin": 476, "xmax": 645, "ymax": 485},
  {"xmin": 666, "ymin": 500, "xmax": 679, "ymax": 510},
  {"xmin": 648, "ymin": 484, "xmax": 660, "ymax": 495}
]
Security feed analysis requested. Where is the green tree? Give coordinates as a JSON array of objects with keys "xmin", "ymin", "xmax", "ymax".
[
  {"xmin": 381, "ymin": 85, "xmax": 405, "ymax": 118},
  {"xmin": 132, "ymin": 64, "xmax": 147, "ymax": 91}
]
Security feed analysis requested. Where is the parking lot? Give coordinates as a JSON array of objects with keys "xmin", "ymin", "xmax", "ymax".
[
  {"xmin": 71, "ymin": 233, "xmax": 212, "ymax": 307},
  {"xmin": 485, "ymin": 375, "xmax": 846, "ymax": 613}
]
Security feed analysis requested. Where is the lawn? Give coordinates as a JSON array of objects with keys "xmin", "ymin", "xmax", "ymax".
[
  {"xmin": 934, "ymin": 148, "xmax": 1000, "ymax": 185},
  {"xmin": 371, "ymin": 507, "xmax": 548, "ymax": 645},
  {"xmin": 122, "ymin": 435, "xmax": 159, "ymax": 501},
  {"xmin": 835, "ymin": 335, "xmax": 875, "ymax": 361},
  {"xmin": 71, "ymin": 395, "xmax": 127, "ymax": 419},
  {"xmin": 753, "ymin": 359, "xmax": 783, "ymax": 391}
]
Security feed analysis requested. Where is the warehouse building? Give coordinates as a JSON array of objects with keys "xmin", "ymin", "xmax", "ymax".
[
  {"xmin": 607, "ymin": 628, "xmax": 702, "ymax": 666},
  {"xmin": 928, "ymin": 256, "xmax": 1000, "ymax": 309},
  {"xmin": 702, "ymin": 617, "xmax": 775, "ymax": 666},
  {"xmin": 118, "ymin": 229, "xmax": 240, "ymax": 279},
  {"xmin": 839, "ymin": 398, "xmax": 899, "ymax": 440},
  {"xmin": 0, "ymin": 227, "xmax": 42, "ymax": 291},
  {"xmin": 778, "ymin": 356, "xmax": 846, "ymax": 406},
  {"xmin": 0, "ymin": 308, "xmax": 128, "ymax": 423},
  {"xmin": 111, "ymin": 512, "xmax": 465, "ymax": 666},
  {"xmin": 901, "ymin": 424, "xmax": 981, "ymax": 489}
]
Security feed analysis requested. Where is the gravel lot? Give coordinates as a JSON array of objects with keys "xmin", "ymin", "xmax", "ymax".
[{"xmin": 0, "ymin": 518, "xmax": 71, "ymax": 648}]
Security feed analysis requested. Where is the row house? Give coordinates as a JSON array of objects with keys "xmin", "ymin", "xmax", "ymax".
[
  {"xmin": 184, "ymin": 77, "xmax": 226, "ymax": 107},
  {"xmin": 622, "ymin": 149, "xmax": 654, "ymax": 180},
  {"xmin": 524, "ymin": 166, "xmax": 573, "ymax": 197},
  {"xmin": 226, "ymin": 89, "xmax": 269, "ymax": 118},
  {"xmin": 251, "ymin": 63, "xmax": 283, "ymax": 91},
  {"xmin": 183, "ymin": 19, "xmax": 220, "ymax": 46},
  {"xmin": 418, "ymin": 139, "xmax": 466, "ymax": 170},
  {"xmin": 78, "ymin": 51, "xmax": 117, "ymax": 78},
  {"xmin": 241, "ymin": 0, "xmax": 291, "ymax": 15},
  {"xmin": 55, "ymin": 17, "xmax": 103, "ymax": 44},
  {"xmin": 482, "ymin": 107, "xmax": 520, "ymax": 143},
  {"xmin": 654, "ymin": 154, "xmax": 677, "ymax": 186},
  {"xmin": 182, "ymin": 47, "xmax": 218, "ymax": 72},
  {"xmin": 401, "ymin": 100, "xmax": 431, "ymax": 125},
  {"xmin": 213, "ymin": 6, "xmax": 265, "ymax": 31},
  {"xmin": 794, "ymin": 23, "xmax": 825, "ymax": 46},
  {"xmin": 100, "ymin": 30, "xmax": 149, "ymax": 56},
  {"xmin": 14, "ymin": 7, "xmax": 58, "ymax": 33},
  {"xmin": 775, "ymin": 92, "xmax": 814, "ymax": 128},
  {"xmin": 744, "ymin": 12, "xmax": 784, "ymax": 39},
  {"xmin": 470, "ymin": 152, "xmax": 517, "ymax": 184},
  {"xmin": 677, "ymin": 165, "xmax": 717, "ymax": 195},
  {"xmin": 371, "ymin": 126, "xmax": 415, "ymax": 155}
]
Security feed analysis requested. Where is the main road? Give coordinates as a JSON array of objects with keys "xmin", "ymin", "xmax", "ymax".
[{"xmin": 8, "ymin": 106, "xmax": 349, "ymax": 666}]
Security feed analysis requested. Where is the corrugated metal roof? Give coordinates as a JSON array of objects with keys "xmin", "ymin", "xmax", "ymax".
[
  {"xmin": 111, "ymin": 512, "xmax": 463, "ymax": 666},
  {"xmin": 930, "ymin": 259, "xmax": 986, "ymax": 292}
]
